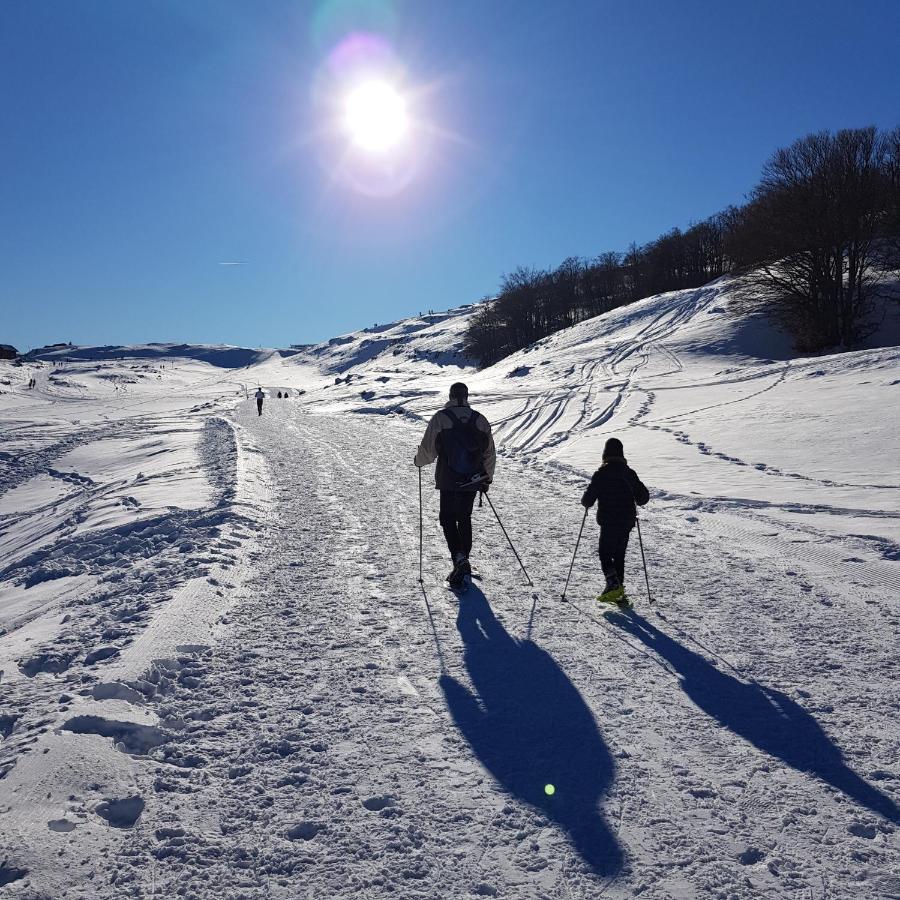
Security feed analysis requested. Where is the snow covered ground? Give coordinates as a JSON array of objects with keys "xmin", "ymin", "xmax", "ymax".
[{"xmin": 1, "ymin": 278, "xmax": 898, "ymax": 898}]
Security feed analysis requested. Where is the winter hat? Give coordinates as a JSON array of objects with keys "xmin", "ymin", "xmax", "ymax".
[
  {"xmin": 602, "ymin": 437, "xmax": 624, "ymax": 460},
  {"xmin": 449, "ymin": 382, "xmax": 469, "ymax": 400}
]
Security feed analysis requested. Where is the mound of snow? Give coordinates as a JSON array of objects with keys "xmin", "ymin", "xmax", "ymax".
[{"xmin": 294, "ymin": 305, "xmax": 480, "ymax": 376}]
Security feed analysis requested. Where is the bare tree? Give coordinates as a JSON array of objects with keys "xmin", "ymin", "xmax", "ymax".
[{"xmin": 743, "ymin": 127, "xmax": 896, "ymax": 350}]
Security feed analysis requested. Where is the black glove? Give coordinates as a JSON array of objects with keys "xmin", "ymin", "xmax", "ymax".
[{"xmin": 580, "ymin": 497, "xmax": 591, "ymax": 508}]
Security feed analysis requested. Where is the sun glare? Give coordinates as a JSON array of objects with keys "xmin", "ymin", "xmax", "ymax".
[{"xmin": 343, "ymin": 80, "xmax": 409, "ymax": 152}]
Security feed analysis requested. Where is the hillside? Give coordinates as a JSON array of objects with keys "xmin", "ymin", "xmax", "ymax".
[
  {"xmin": 293, "ymin": 279, "xmax": 898, "ymax": 559},
  {"xmin": 0, "ymin": 278, "xmax": 898, "ymax": 898},
  {"xmin": 24, "ymin": 342, "xmax": 294, "ymax": 369}
]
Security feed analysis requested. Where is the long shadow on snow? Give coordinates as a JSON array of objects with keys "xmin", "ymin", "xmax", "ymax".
[
  {"xmin": 440, "ymin": 586, "xmax": 623, "ymax": 876},
  {"xmin": 607, "ymin": 610, "xmax": 899, "ymax": 823}
]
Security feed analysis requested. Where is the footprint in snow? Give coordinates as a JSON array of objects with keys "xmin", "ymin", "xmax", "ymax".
[
  {"xmin": 738, "ymin": 847, "xmax": 766, "ymax": 865},
  {"xmin": 286, "ymin": 821, "xmax": 322, "ymax": 841},
  {"xmin": 61, "ymin": 715, "xmax": 171, "ymax": 755},
  {"xmin": 19, "ymin": 648, "xmax": 79, "ymax": 677},
  {"xmin": 95, "ymin": 796, "xmax": 145, "ymax": 828},
  {"xmin": 0, "ymin": 715, "xmax": 18, "ymax": 739},
  {"xmin": 0, "ymin": 862, "xmax": 28, "ymax": 887},
  {"xmin": 361, "ymin": 795, "xmax": 394, "ymax": 812},
  {"xmin": 84, "ymin": 646, "xmax": 119, "ymax": 666}
]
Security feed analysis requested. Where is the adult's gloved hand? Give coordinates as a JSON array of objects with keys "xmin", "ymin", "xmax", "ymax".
[
  {"xmin": 478, "ymin": 478, "xmax": 491, "ymax": 493},
  {"xmin": 580, "ymin": 497, "xmax": 591, "ymax": 508}
]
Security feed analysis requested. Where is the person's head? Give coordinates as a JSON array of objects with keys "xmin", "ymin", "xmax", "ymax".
[
  {"xmin": 602, "ymin": 437, "xmax": 624, "ymax": 461},
  {"xmin": 448, "ymin": 382, "xmax": 469, "ymax": 405}
]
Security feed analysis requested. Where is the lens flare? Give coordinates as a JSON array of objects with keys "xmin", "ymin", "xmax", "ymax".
[
  {"xmin": 343, "ymin": 80, "xmax": 408, "ymax": 152},
  {"xmin": 544, "ymin": 784, "xmax": 556, "ymax": 796},
  {"xmin": 306, "ymin": 9, "xmax": 448, "ymax": 196}
]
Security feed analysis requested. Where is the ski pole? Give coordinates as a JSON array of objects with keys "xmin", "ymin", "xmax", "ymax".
[
  {"xmin": 636, "ymin": 517, "xmax": 653, "ymax": 604},
  {"xmin": 482, "ymin": 491, "xmax": 533, "ymax": 587},
  {"xmin": 417, "ymin": 466, "xmax": 424, "ymax": 584},
  {"xmin": 561, "ymin": 506, "xmax": 588, "ymax": 602}
]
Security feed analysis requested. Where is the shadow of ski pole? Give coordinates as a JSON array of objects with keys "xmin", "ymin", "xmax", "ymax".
[{"xmin": 419, "ymin": 582, "xmax": 446, "ymax": 675}]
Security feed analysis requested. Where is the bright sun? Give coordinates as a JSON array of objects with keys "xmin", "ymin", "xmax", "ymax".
[{"xmin": 343, "ymin": 80, "xmax": 409, "ymax": 152}]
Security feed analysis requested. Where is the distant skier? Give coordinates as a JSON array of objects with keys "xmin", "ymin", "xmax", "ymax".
[
  {"xmin": 580, "ymin": 437, "xmax": 650, "ymax": 604},
  {"xmin": 255, "ymin": 387, "xmax": 265, "ymax": 416},
  {"xmin": 414, "ymin": 382, "xmax": 496, "ymax": 588}
]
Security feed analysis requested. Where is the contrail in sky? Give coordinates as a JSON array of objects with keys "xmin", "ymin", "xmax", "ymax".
[{"xmin": 219, "ymin": 261, "xmax": 246, "ymax": 266}]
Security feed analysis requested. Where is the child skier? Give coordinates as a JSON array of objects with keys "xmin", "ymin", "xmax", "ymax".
[{"xmin": 580, "ymin": 437, "xmax": 649, "ymax": 604}]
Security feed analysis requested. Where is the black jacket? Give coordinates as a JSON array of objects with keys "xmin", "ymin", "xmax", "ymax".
[{"xmin": 581, "ymin": 458, "xmax": 649, "ymax": 528}]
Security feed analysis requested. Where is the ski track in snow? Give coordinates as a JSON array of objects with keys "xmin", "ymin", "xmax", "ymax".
[{"xmin": 1, "ymin": 280, "xmax": 898, "ymax": 898}]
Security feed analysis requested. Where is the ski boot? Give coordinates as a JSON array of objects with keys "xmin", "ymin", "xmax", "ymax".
[
  {"xmin": 597, "ymin": 577, "xmax": 627, "ymax": 606},
  {"xmin": 447, "ymin": 554, "xmax": 471, "ymax": 591}
]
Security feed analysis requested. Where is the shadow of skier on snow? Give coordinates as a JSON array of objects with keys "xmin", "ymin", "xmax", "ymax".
[
  {"xmin": 607, "ymin": 610, "xmax": 899, "ymax": 823},
  {"xmin": 440, "ymin": 586, "xmax": 624, "ymax": 877}
]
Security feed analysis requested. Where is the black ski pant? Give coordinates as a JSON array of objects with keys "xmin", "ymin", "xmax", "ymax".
[
  {"xmin": 256, "ymin": 399, "xmax": 263, "ymax": 416},
  {"xmin": 439, "ymin": 490, "xmax": 476, "ymax": 560},
  {"xmin": 598, "ymin": 523, "xmax": 631, "ymax": 586}
]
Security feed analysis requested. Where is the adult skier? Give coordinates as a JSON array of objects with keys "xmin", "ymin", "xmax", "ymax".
[
  {"xmin": 580, "ymin": 437, "xmax": 649, "ymax": 604},
  {"xmin": 255, "ymin": 387, "xmax": 265, "ymax": 416},
  {"xmin": 414, "ymin": 382, "xmax": 496, "ymax": 588}
]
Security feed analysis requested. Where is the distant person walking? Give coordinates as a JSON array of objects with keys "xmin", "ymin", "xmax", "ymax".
[
  {"xmin": 580, "ymin": 438, "xmax": 649, "ymax": 604},
  {"xmin": 415, "ymin": 382, "xmax": 496, "ymax": 588},
  {"xmin": 255, "ymin": 387, "xmax": 265, "ymax": 416}
]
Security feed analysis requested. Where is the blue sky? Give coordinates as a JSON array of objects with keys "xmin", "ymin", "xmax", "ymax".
[{"xmin": 3, "ymin": 0, "xmax": 899, "ymax": 351}]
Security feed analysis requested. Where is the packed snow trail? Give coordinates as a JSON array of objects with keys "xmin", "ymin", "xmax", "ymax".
[
  {"xmin": 80, "ymin": 401, "xmax": 900, "ymax": 900},
  {"xmin": 96, "ymin": 407, "xmax": 625, "ymax": 897}
]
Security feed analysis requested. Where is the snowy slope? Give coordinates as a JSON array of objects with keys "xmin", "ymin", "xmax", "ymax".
[
  {"xmin": 282, "ymin": 303, "xmax": 482, "ymax": 417},
  {"xmin": 0, "ymin": 351, "xmax": 272, "ymax": 895},
  {"xmin": 299, "ymin": 304, "xmax": 478, "ymax": 375},
  {"xmin": 1, "ymin": 280, "xmax": 898, "ymax": 898},
  {"xmin": 295, "ymin": 278, "xmax": 899, "ymax": 572}
]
